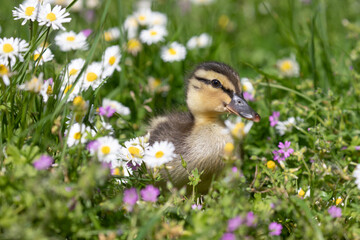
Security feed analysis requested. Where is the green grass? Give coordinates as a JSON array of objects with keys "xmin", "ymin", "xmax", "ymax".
[{"xmin": 1, "ymin": 0, "xmax": 360, "ymax": 239}]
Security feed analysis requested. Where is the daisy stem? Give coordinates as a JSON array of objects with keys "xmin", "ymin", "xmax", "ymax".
[{"xmin": 34, "ymin": 27, "xmax": 51, "ymax": 70}]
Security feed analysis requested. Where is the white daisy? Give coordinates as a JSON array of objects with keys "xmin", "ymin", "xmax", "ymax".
[
  {"xmin": 126, "ymin": 38, "xmax": 142, "ymax": 56},
  {"xmin": 103, "ymin": 27, "xmax": 120, "ymax": 42},
  {"xmin": 65, "ymin": 123, "xmax": 94, "ymax": 147},
  {"xmin": 353, "ymin": 164, "xmax": 360, "ymax": 190},
  {"xmin": 102, "ymin": 45, "xmax": 121, "ymax": 77},
  {"xmin": 60, "ymin": 81, "xmax": 82, "ymax": 101},
  {"xmin": 39, "ymin": 77, "xmax": 54, "ymax": 102},
  {"xmin": 38, "ymin": 4, "xmax": 71, "ymax": 30},
  {"xmin": 81, "ymin": 61, "xmax": 105, "ymax": 90},
  {"xmin": 18, "ymin": 74, "xmax": 44, "ymax": 93},
  {"xmin": 275, "ymin": 117, "xmax": 303, "ymax": 136},
  {"xmin": 55, "ymin": 31, "xmax": 88, "ymax": 52},
  {"xmin": 298, "ymin": 187, "xmax": 310, "ymax": 198},
  {"xmin": 119, "ymin": 137, "xmax": 149, "ymax": 165},
  {"xmin": 0, "ymin": 37, "xmax": 29, "ymax": 63},
  {"xmin": 134, "ymin": 9, "xmax": 152, "ymax": 26},
  {"xmin": 12, "ymin": 0, "xmax": 42, "ymax": 25},
  {"xmin": 276, "ymin": 56, "xmax": 300, "ymax": 77},
  {"xmin": 63, "ymin": 58, "xmax": 85, "ymax": 83},
  {"xmin": 160, "ymin": 42, "xmax": 187, "ymax": 62},
  {"xmin": 149, "ymin": 12, "xmax": 167, "ymax": 27},
  {"xmin": 186, "ymin": 33, "xmax": 212, "ymax": 49},
  {"xmin": 91, "ymin": 136, "xmax": 121, "ymax": 164},
  {"xmin": 102, "ymin": 98, "xmax": 130, "ymax": 116},
  {"xmin": 224, "ymin": 117, "xmax": 253, "ymax": 139},
  {"xmin": 123, "ymin": 15, "xmax": 139, "ymax": 39},
  {"xmin": 139, "ymin": 26, "xmax": 167, "ymax": 45},
  {"xmin": 143, "ymin": 141, "xmax": 177, "ymax": 168},
  {"xmin": 0, "ymin": 60, "xmax": 11, "ymax": 86},
  {"xmin": 240, "ymin": 77, "xmax": 254, "ymax": 93},
  {"xmin": 33, "ymin": 47, "xmax": 54, "ymax": 65}
]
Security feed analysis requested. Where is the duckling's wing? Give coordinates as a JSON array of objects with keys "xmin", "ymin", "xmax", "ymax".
[{"xmin": 148, "ymin": 112, "xmax": 194, "ymax": 153}]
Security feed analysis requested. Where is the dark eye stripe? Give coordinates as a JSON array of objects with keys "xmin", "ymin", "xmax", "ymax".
[{"xmin": 194, "ymin": 76, "xmax": 233, "ymax": 98}]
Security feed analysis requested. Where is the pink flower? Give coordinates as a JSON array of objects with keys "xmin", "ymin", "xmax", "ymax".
[
  {"xmin": 328, "ymin": 206, "xmax": 342, "ymax": 218},
  {"xmin": 191, "ymin": 204, "xmax": 202, "ymax": 210},
  {"xmin": 278, "ymin": 141, "xmax": 294, "ymax": 158},
  {"xmin": 243, "ymin": 92, "xmax": 254, "ymax": 101},
  {"xmin": 123, "ymin": 188, "xmax": 138, "ymax": 211},
  {"xmin": 221, "ymin": 233, "xmax": 236, "ymax": 240},
  {"xmin": 269, "ymin": 111, "xmax": 280, "ymax": 127},
  {"xmin": 227, "ymin": 216, "xmax": 243, "ymax": 232},
  {"xmin": 81, "ymin": 29, "xmax": 92, "ymax": 38},
  {"xmin": 246, "ymin": 211, "xmax": 256, "ymax": 227},
  {"xmin": 269, "ymin": 222, "xmax": 282, "ymax": 236},
  {"xmin": 140, "ymin": 185, "xmax": 160, "ymax": 202},
  {"xmin": 98, "ymin": 106, "xmax": 116, "ymax": 117},
  {"xmin": 33, "ymin": 155, "xmax": 53, "ymax": 170},
  {"xmin": 273, "ymin": 150, "xmax": 285, "ymax": 162},
  {"xmin": 87, "ymin": 140, "xmax": 100, "ymax": 151}
]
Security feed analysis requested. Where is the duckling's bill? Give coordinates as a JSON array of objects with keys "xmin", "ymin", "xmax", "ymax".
[{"xmin": 226, "ymin": 93, "xmax": 261, "ymax": 122}]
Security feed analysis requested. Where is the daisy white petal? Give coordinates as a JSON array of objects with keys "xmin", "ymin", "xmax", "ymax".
[
  {"xmin": 62, "ymin": 58, "xmax": 86, "ymax": 84},
  {"xmin": 55, "ymin": 31, "xmax": 88, "ymax": 52},
  {"xmin": 143, "ymin": 141, "xmax": 177, "ymax": 168},
  {"xmin": 149, "ymin": 12, "xmax": 167, "ymax": 27},
  {"xmin": 102, "ymin": 98, "xmax": 130, "ymax": 116},
  {"xmin": 103, "ymin": 27, "xmax": 120, "ymax": 42},
  {"xmin": 18, "ymin": 73, "xmax": 44, "ymax": 93},
  {"xmin": 0, "ymin": 37, "xmax": 29, "ymax": 63},
  {"xmin": 82, "ymin": 61, "xmax": 106, "ymax": 90},
  {"xmin": 91, "ymin": 136, "xmax": 121, "ymax": 164},
  {"xmin": 187, "ymin": 33, "xmax": 212, "ymax": 49},
  {"xmin": 124, "ymin": 15, "xmax": 139, "ymax": 39},
  {"xmin": 276, "ymin": 56, "xmax": 300, "ymax": 77},
  {"xmin": 161, "ymin": 42, "xmax": 186, "ymax": 62},
  {"xmin": 0, "ymin": 60, "xmax": 11, "ymax": 86},
  {"xmin": 65, "ymin": 123, "xmax": 94, "ymax": 147},
  {"xmin": 12, "ymin": 0, "xmax": 42, "ymax": 25},
  {"xmin": 38, "ymin": 4, "xmax": 71, "ymax": 30},
  {"xmin": 134, "ymin": 9, "xmax": 152, "ymax": 26},
  {"xmin": 102, "ymin": 45, "xmax": 122, "ymax": 77},
  {"xmin": 33, "ymin": 47, "xmax": 54, "ymax": 65},
  {"xmin": 140, "ymin": 26, "xmax": 167, "ymax": 45}
]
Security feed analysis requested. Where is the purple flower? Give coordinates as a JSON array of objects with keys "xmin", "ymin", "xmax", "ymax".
[
  {"xmin": 243, "ymin": 92, "xmax": 254, "ymax": 102},
  {"xmin": 273, "ymin": 150, "xmax": 285, "ymax": 162},
  {"xmin": 87, "ymin": 140, "xmax": 100, "ymax": 151},
  {"xmin": 227, "ymin": 216, "xmax": 243, "ymax": 232},
  {"xmin": 99, "ymin": 106, "xmax": 116, "ymax": 118},
  {"xmin": 341, "ymin": 146, "xmax": 348, "ymax": 150},
  {"xmin": 355, "ymin": 146, "xmax": 360, "ymax": 151},
  {"xmin": 269, "ymin": 111, "xmax": 280, "ymax": 127},
  {"xmin": 191, "ymin": 204, "xmax": 202, "ymax": 210},
  {"xmin": 123, "ymin": 188, "xmax": 138, "ymax": 211},
  {"xmin": 127, "ymin": 161, "xmax": 140, "ymax": 171},
  {"xmin": 269, "ymin": 222, "xmax": 282, "ymax": 236},
  {"xmin": 140, "ymin": 185, "xmax": 160, "ymax": 202},
  {"xmin": 328, "ymin": 206, "xmax": 342, "ymax": 218},
  {"xmin": 81, "ymin": 29, "xmax": 93, "ymax": 38},
  {"xmin": 231, "ymin": 166, "xmax": 238, "ymax": 173},
  {"xmin": 278, "ymin": 141, "xmax": 294, "ymax": 158},
  {"xmin": 221, "ymin": 233, "xmax": 236, "ymax": 240},
  {"xmin": 33, "ymin": 155, "xmax": 54, "ymax": 170},
  {"xmin": 246, "ymin": 211, "xmax": 256, "ymax": 227}
]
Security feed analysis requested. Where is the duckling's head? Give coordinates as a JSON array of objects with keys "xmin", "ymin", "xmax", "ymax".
[{"xmin": 186, "ymin": 61, "xmax": 260, "ymax": 123}]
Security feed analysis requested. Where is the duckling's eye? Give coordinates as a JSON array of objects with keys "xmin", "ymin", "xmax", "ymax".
[{"xmin": 211, "ymin": 79, "xmax": 222, "ymax": 88}]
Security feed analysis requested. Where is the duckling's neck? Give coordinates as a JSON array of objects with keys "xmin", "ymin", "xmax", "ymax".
[{"xmin": 192, "ymin": 112, "xmax": 222, "ymax": 125}]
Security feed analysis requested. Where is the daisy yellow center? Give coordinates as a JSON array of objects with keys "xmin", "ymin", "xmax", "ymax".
[
  {"xmin": 224, "ymin": 142, "xmax": 234, "ymax": 155},
  {"xmin": 243, "ymin": 84, "xmax": 248, "ymax": 91},
  {"xmin": 101, "ymin": 146, "xmax": 110, "ymax": 155},
  {"xmin": 112, "ymin": 167, "xmax": 121, "ymax": 175},
  {"xmin": 46, "ymin": 85, "xmax": 53, "ymax": 95},
  {"xmin": 155, "ymin": 151, "xmax": 164, "ymax": 159},
  {"xmin": 150, "ymin": 30, "xmax": 158, "ymax": 36},
  {"xmin": 298, "ymin": 189, "xmax": 305, "ymax": 197},
  {"xmin": 73, "ymin": 132, "xmax": 82, "ymax": 140},
  {"xmin": 168, "ymin": 48, "xmax": 177, "ymax": 55},
  {"xmin": 64, "ymin": 84, "xmax": 73, "ymax": 94},
  {"xmin": 86, "ymin": 72, "xmax": 97, "ymax": 82},
  {"xmin": 25, "ymin": 6, "xmax": 35, "ymax": 16},
  {"xmin": 66, "ymin": 36, "xmax": 76, "ymax": 42},
  {"xmin": 104, "ymin": 32, "xmax": 112, "ymax": 42},
  {"xmin": 69, "ymin": 68, "xmax": 78, "ymax": 76},
  {"xmin": 138, "ymin": 15, "xmax": 146, "ymax": 21},
  {"xmin": 73, "ymin": 96, "xmax": 85, "ymax": 107},
  {"xmin": 336, "ymin": 198, "xmax": 343, "ymax": 205},
  {"xmin": 3, "ymin": 43, "xmax": 14, "ymax": 53},
  {"xmin": 128, "ymin": 146, "xmax": 140, "ymax": 157},
  {"xmin": 267, "ymin": 160, "xmax": 276, "ymax": 170},
  {"xmin": 108, "ymin": 56, "xmax": 116, "ymax": 65},
  {"xmin": 46, "ymin": 12, "xmax": 57, "ymax": 22},
  {"xmin": 150, "ymin": 78, "xmax": 161, "ymax": 89},
  {"xmin": 280, "ymin": 60, "xmax": 293, "ymax": 72},
  {"xmin": 127, "ymin": 39, "xmax": 141, "ymax": 49},
  {"xmin": 0, "ymin": 64, "xmax": 8, "ymax": 75},
  {"xmin": 33, "ymin": 53, "xmax": 42, "ymax": 61},
  {"xmin": 231, "ymin": 122, "xmax": 245, "ymax": 137}
]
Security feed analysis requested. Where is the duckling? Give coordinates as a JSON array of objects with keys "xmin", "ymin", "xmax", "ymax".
[{"xmin": 148, "ymin": 61, "xmax": 260, "ymax": 193}]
